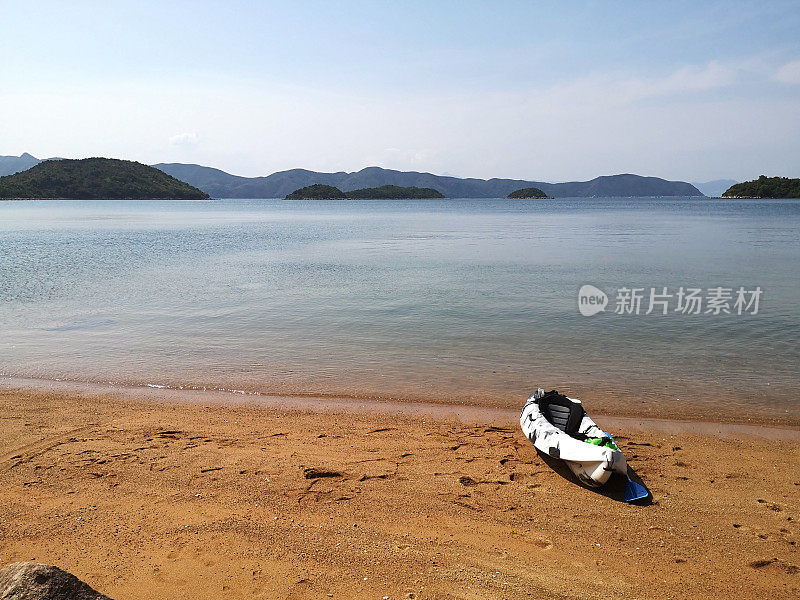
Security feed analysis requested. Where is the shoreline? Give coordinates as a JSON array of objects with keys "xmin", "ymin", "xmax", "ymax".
[
  {"xmin": 3, "ymin": 374, "xmax": 800, "ymax": 433},
  {"xmin": 0, "ymin": 386, "xmax": 797, "ymax": 599}
]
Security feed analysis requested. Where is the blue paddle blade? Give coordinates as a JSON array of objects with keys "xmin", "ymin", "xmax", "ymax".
[{"xmin": 624, "ymin": 476, "xmax": 650, "ymax": 502}]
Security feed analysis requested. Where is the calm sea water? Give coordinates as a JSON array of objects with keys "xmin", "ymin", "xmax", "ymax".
[{"xmin": 1, "ymin": 198, "xmax": 798, "ymax": 417}]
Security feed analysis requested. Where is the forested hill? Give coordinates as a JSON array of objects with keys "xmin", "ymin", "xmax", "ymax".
[
  {"xmin": 722, "ymin": 176, "xmax": 800, "ymax": 198},
  {"xmin": 343, "ymin": 185, "xmax": 445, "ymax": 199},
  {"xmin": 507, "ymin": 187, "xmax": 550, "ymax": 199},
  {"xmin": 285, "ymin": 184, "xmax": 445, "ymax": 199},
  {"xmin": 0, "ymin": 158, "xmax": 209, "ymax": 199},
  {"xmin": 155, "ymin": 164, "xmax": 704, "ymax": 198}
]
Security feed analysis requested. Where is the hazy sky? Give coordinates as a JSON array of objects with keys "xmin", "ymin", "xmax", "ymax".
[{"xmin": 2, "ymin": 1, "xmax": 799, "ymax": 181}]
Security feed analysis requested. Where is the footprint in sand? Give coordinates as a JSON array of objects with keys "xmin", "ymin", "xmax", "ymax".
[
  {"xmin": 303, "ymin": 467, "xmax": 343, "ymax": 479},
  {"xmin": 531, "ymin": 537, "xmax": 553, "ymax": 550},
  {"xmin": 748, "ymin": 558, "xmax": 799, "ymax": 575}
]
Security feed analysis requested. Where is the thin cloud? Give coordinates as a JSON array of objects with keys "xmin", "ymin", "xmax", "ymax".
[
  {"xmin": 168, "ymin": 132, "xmax": 199, "ymax": 146},
  {"xmin": 774, "ymin": 60, "xmax": 800, "ymax": 84},
  {"xmin": 366, "ymin": 147, "xmax": 435, "ymax": 170},
  {"xmin": 531, "ymin": 61, "xmax": 741, "ymax": 112}
]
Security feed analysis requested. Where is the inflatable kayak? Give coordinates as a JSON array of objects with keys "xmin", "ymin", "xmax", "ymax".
[{"xmin": 520, "ymin": 388, "xmax": 649, "ymax": 502}]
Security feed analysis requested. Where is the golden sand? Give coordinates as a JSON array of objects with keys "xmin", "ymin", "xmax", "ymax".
[{"xmin": 0, "ymin": 388, "xmax": 797, "ymax": 599}]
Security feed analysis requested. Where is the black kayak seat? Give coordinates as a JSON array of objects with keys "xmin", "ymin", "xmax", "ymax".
[{"xmin": 537, "ymin": 390, "xmax": 586, "ymax": 435}]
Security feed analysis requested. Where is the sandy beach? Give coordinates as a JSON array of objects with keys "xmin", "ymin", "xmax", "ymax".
[
  {"xmin": 0, "ymin": 386, "xmax": 797, "ymax": 599},
  {"xmin": 5, "ymin": 2, "xmax": 800, "ymax": 599}
]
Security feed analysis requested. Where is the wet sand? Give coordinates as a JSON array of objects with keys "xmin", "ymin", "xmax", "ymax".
[
  {"xmin": 5, "ymin": 376, "xmax": 800, "ymax": 429},
  {"xmin": 0, "ymin": 387, "xmax": 798, "ymax": 599}
]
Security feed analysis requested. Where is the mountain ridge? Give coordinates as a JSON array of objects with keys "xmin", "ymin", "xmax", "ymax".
[
  {"xmin": 155, "ymin": 163, "xmax": 704, "ymax": 198},
  {"xmin": 0, "ymin": 154, "xmax": 705, "ymax": 197},
  {"xmin": 0, "ymin": 153, "xmax": 41, "ymax": 177},
  {"xmin": 692, "ymin": 179, "xmax": 739, "ymax": 197}
]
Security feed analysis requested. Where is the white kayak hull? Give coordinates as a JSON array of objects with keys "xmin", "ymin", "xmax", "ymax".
[
  {"xmin": 565, "ymin": 460, "xmax": 613, "ymax": 488},
  {"xmin": 520, "ymin": 389, "xmax": 627, "ymax": 488}
]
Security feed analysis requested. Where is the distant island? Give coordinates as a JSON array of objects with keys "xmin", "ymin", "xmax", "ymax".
[
  {"xmin": 507, "ymin": 187, "xmax": 551, "ymax": 199},
  {"xmin": 722, "ymin": 176, "xmax": 800, "ymax": 199},
  {"xmin": 285, "ymin": 184, "xmax": 445, "ymax": 200},
  {"xmin": 0, "ymin": 158, "xmax": 209, "ymax": 200},
  {"xmin": 285, "ymin": 184, "xmax": 347, "ymax": 199},
  {"xmin": 344, "ymin": 185, "xmax": 444, "ymax": 199}
]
